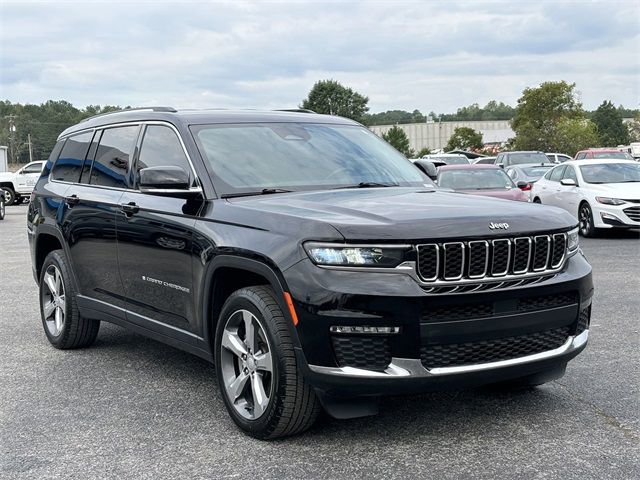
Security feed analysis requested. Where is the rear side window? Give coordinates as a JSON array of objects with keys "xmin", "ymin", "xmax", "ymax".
[
  {"xmin": 51, "ymin": 132, "xmax": 93, "ymax": 183},
  {"xmin": 563, "ymin": 166, "xmax": 578, "ymax": 183},
  {"xmin": 135, "ymin": 125, "xmax": 193, "ymax": 187},
  {"xmin": 549, "ymin": 165, "xmax": 565, "ymax": 182},
  {"xmin": 90, "ymin": 126, "xmax": 139, "ymax": 188}
]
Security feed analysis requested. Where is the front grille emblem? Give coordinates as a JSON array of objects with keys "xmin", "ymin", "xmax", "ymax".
[{"xmin": 489, "ymin": 222, "xmax": 509, "ymax": 230}]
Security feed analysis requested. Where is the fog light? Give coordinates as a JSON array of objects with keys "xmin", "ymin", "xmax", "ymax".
[
  {"xmin": 600, "ymin": 212, "xmax": 622, "ymax": 221},
  {"xmin": 330, "ymin": 325, "xmax": 400, "ymax": 335}
]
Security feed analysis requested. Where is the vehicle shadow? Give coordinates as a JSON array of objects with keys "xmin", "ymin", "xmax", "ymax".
[
  {"xmin": 90, "ymin": 323, "xmax": 568, "ymax": 443},
  {"xmin": 594, "ymin": 228, "xmax": 640, "ymax": 239}
]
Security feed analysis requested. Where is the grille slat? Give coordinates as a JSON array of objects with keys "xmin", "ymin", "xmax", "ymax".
[
  {"xmin": 623, "ymin": 206, "xmax": 640, "ymax": 222},
  {"xmin": 416, "ymin": 232, "xmax": 567, "ymax": 285}
]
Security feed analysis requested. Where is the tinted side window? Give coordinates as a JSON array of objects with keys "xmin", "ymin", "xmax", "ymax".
[
  {"xmin": 549, "ymin": 165, "xmax": 565, "ymax": 182},
  {"xmin": 91, "ymin": 126, "xmax": 139, "ymax": 188},
  {"xmin": 507, "ymin": 169, "xmax": 517, "ymax": 179},
  {"xmin": 51, "ymin": 132, "xmax": 93, "ymax": 183},
  {"xmin": 23, "ymin": 163, "xmax": 44, "ymax": 174},
  {"xmin": 575, "ymin": 152, "xmax": 585, "ymax": 159},
  {"xmin": 136, "ymin": 125, "xmax": 193, "ymax": 187}
]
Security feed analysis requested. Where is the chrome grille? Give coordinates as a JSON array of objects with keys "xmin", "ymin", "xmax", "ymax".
[
  {"xmin": 623, "ymin": 206, "xmax": 640, "ymax": 222},
  {"xmin": 417, "ymin": 232, "xmax": 568, "ymax": 284}
]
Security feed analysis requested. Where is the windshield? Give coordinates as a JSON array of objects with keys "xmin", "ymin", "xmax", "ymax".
[
  {"xmin": 191, "ymin": 123, "xmax": 429, "ymax": 194},
  {"xmin": 438, "ymin": 169, "xmax": 515, "ymax": 190},
  {"xmin": 579, "ymin": 163, "xmax": 640, "ymax": 184},
  {"xmin": 592, "ymin": 152, "xmax": 633, "ymax": 159},
  {"xmin": 508, "ymin": 152, "xmax": 551, "ymax": 165},
  {"xmin": 522, "ymin": 166, "xmax": 554, "ymax": 178}
]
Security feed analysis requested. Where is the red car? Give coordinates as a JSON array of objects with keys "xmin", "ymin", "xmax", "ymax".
[
  {"xmin": 574, "ymin": 149, "xmax": 633, "ymax": 160},
  {"xmin": 436, "ymin": 164, "xmax": 530, "ymax": 202}
]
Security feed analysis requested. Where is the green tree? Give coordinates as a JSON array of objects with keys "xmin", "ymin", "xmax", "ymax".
[
  {"xmin": 592, "ymin": 100, "xmax": 630, "ymax": 146},
  {"xmin": 627, "ymin": 114, "xmax": 640, "ymax": 142},
  {"xmin": 382, "ymin": 126, "xmax": 414, "ymax": 157},
  {"xmin": 549, "ymin": 118, "xmax": 599, "ymax": 157},
  {"xmin": 511, "ymin": 81, "xmax": 584, "ymax": 151},
  {"xmin": 416, "ymin": 147, "xmax": 431, "ymax": 157},
  {"xmin": 445, "ymin": 127, "xmax": 483, "ymax": 151},
  {"xmin": 301, "ymin": 79, "xmax": 369, "ymax": 123}
]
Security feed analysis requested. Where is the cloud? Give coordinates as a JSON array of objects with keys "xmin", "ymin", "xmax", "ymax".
[{"xmin": 1, "ymin": 0, "xmax": 638, "ymax": 113}]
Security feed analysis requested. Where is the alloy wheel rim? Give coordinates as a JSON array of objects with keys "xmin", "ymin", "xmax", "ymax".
[
  {"xmin": 3, "ymin": 190, "xmax": 9, "ymax": 203},
  {"xmin": 579, "ymin": 206, "xmax": 590, "ymax": 233},
  {"xmin": 220, "ymin": 309, "xmax": 273, "ymax": 420},
  {"xmin": 42, "ymin": 265, "xmax": 66, "ymax": 336}
]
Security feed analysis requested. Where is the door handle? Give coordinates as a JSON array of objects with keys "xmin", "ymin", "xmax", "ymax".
[
  {"xmin": 120, "ymin": 202, "xmax": 139, "ymax": 216},
  {"xmin": 65, "ymin": 195, "xmax": 80, "ymax": 207}
]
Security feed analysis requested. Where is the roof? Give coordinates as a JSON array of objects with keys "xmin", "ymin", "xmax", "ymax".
[
  {"xmin": 58, "ymin": 108, "xmax": 359, "ymax": 139},
  {"xmin": 577, "ymin": 148, "xmax": 625, "ymax": 152},
  {"xmin": 438, "ymin": 164, "xmax": 501, "ymax": 171},
  {"xmin": 564, "ymin": 159, "xmax": 638, "ymax": 166}
]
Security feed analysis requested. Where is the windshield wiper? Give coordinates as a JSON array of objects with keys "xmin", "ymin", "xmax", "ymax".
[
  {"xmin": 221, "ymin": 188, "xmax": 294, "ymax": 199},
  {"xmin": 332, "ymin": 181, "xmax": 399, "ymax": 190}
]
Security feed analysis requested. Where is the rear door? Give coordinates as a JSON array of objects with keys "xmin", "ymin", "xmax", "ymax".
[
  {"xmin": 545, "ymin": 165, "xmax": 566, "ymax": 208},
  {"xmin": 558, "ymin": 165, "xmax": 580, "ymax": 217},
  {"xmin": 116, "ymin": 123, "xmax": 202, "ymax": 337},
  {"xmin": 58, "ymin": 125, "xmax": 140, "ymax": 309}
]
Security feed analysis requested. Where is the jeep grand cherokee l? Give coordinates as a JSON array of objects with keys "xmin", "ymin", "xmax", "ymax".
[{"xmin": 28, "ymin": 108, "xmax": 593, "ymax": 439}]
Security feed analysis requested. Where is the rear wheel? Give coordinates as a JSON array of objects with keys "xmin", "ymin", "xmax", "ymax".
[
  {"xmin": 3, "ymin": 188, "xmax": 15, "ymax": 206},
  {"xmin": 39, "ymin": 250, "xmax": 100, "ymax": 349},
  {"xmin": 0, "ymin": 195, "xmax": 4, "ymax": 220},
  {"xmin": 579, "ymin": 202, "xmax": 597, "ymax": 237},
  {"xmin": 215, "ymin": 286, "xmax": 320, "ymax": 439},
  {"xmin": 533, "ymin": 197, "xmax": 541, "ymax": 204}
]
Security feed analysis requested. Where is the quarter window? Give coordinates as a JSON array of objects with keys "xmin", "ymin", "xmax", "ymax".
[
  {"xmin": 549, "ymin": 166, "xmax": 565, "ymax": 182},
  {"xmin": 51, "ymin": 132, "xmax": 93, "ymax": 183},
  {"xmin": 135, "ymin": 125, "xmax": 193, "ymax": 187},
  {"xmin": 90, "ymin": 126, "xmax": 139, "ymax": 188}
]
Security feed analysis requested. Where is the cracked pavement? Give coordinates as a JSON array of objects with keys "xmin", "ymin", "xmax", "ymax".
[{"xmin": 1, "ymin": 204, "xmax": 639, "ymax": 479}]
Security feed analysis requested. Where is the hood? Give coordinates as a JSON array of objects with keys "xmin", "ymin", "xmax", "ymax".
[
  {"xmin": 455, "ymin": 188, "xmax": 528, "ymax": 202},
  {"xmin": 585, "ymin": 182, "xmax": 640, "ymax": 199},
  {"xmin": 224, "ymin": 187, "xmax": 576, "ymax": 241},
  {"xmin": 0, "ymin": 171, "xmax": 15, "ymax": 182}
]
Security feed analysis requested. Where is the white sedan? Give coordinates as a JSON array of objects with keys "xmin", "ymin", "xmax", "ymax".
[{"xmin": 530, "ymin": 159, "xmax": 640, "ymax": 236}]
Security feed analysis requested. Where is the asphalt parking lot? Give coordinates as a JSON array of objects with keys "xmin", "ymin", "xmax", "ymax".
[{"xmin": 1, "ymin": 204, "xmax": 638, "ymax": 480}]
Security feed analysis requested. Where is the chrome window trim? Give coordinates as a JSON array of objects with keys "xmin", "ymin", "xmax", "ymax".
[
  {"xmin": 512, "ymin": 237, "xmax": 532, "ymax": 274},
  {"xmin": 49, "ymin": 120, "xmax": 202, "ymax": 194},
  {"xmin": 309, "ymin": 330, "xmax": 588, "ymax": 378},
  {"xmin": 416, "ymin": 243, "xmax": 439, "ymax": 282},
  {"xmin": 467, "ymin": 240, "xmax": 489, "ymax": 279},
  {"xmin": 442, "ymin": 242, "xmax": 465, "ymax": 280},
  {"xmin": 490, "ymin": 239, "xmax": 511, "ymax": 277}
]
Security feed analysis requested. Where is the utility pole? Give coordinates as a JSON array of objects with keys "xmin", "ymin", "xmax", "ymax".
[
  {"xmin": 27, "ymin": 134, "xmax": 33, "ymax": 162},
  {"xmin": 4, "ymin": 114, "xmax": 17, "ymax": 164}
]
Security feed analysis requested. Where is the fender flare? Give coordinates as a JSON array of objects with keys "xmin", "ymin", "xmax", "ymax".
[
  {"xmin": 200, "ymin": 254, "xmax": 303, "ymax": 357},
  {"xmin": 32, "ymin": 224, "xmax": 79, "ymax": 287}
]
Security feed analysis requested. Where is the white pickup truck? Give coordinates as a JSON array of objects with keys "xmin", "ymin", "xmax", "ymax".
[{"xmin": 0, "ymin": 161, "xmax": 46, "ymax": 205}]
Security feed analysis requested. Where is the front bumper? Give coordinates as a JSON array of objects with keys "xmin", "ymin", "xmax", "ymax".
[
  {"xmin": 592, "ymin": 202, "xmax": 640, "ymax": 229},
  {"xmin": 284, "ymin": 251, "xmax": 593, "ymax": 396}
]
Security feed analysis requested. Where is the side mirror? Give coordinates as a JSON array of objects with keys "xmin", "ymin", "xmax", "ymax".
[
  {"xmin": 560, "ymin": 178, "xmax": 577, "ymax": 187},
  {"xmin": 139, "ymin": 166, "xmax": 201, "ymax": 197},
  {"xmin": 516, "ymin": 181, "xmax": 531, "ymax": 191},
  {"xmin": 497, "ymin": 163, "xmax": 504, "ymax": 169},
  {"xmin": 414, "ymin": 160, "xmax": 438, "ymax": 180}
]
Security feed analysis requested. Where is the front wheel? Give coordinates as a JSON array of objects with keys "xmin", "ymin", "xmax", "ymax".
[
  {"xmin": 532, "ymin": 197, "xmax": 541, "ymax": 204},
  {"xmin": 579, "ymin": 202, "xmax": 597, "ymax": 237},
  {"xmin": 3, "ymin": 188, "xmax": 15, "ymax": 206},
  {"xmin": 215, "ymin": 286, "xmax": 320, "ymax": 439},
  {"xmin": 39, "ymin": 250, "xmax": 100, "ymax": 349}
]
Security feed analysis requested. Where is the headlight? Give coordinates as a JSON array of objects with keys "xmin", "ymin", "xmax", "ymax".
[
  {"xmin": 304, "ymin": 243, "xmax": 408, "ymax": 267},
  {"xmin": 596, "ymin": 197, "xmax": 626, "ymax": 205},
  {"xmin": 567, "ymin": 227, "xmax": 579, "ymax": 254}
]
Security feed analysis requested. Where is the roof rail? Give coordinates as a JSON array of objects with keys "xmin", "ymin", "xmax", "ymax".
[
  {"xmin": 80, "ymin": 106, "xmax": 177, "ymax": 123},
  {"xmin": 274, "ymin": 108, "xmax": 316, "ymax": 114}
]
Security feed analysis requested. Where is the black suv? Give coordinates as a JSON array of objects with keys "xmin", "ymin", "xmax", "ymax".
[{"xmin": 28, "ymin": 108, "xmax": 593, "ymax": 439}]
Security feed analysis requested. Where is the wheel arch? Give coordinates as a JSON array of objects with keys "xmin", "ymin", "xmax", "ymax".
[
  {"xmin": 201, "ymin": 255, "xmax": 301, "ymax": 357},
  {"xmin": 34, "ymin": 230, "xmax": 65, "ymax": 280}
]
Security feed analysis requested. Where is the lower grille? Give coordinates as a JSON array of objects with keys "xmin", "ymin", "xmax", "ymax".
[
  {"xmin": 420, "ymin": 327, "xmax": 570, "ymax": 369},
  {"xmin": 332, "ymin": 336, "xmax": 391, "ymax": 371},
  {"xmin": 623, "ymin": 206, "xmax": 640, "ymax": 222},
  {"xmin": 576, "ymin": 307, "xmax": 590, "ymax": 334}
]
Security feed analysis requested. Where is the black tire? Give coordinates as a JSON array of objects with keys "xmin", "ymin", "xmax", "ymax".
[
  {"xmin": 3, "ymin": 187, "xmax": 15, "ymax": 206},
  {"xmin": 215, "ymin": 286, "xmax": 320, "ymax": 439},
  {"xmin": 13, "ymin": 196, "xmax": 24, "ymax": 205},
  {"xmin": 533, "ymin": 197, "xmax": 541, "ymax": 204},
  {"xmin": 0, "ymin": 196, "xmax": 4, "ymax": 220},
  {"xmin": 39, "ymin": 250, "xmax": 100, "ymax": 349},
  {"xmin": 578, "ymin": 202, "xmax": 597, "ymax": 237}
]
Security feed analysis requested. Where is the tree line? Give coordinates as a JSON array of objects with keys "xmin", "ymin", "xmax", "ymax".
[{"xmin": 1, "ymin": 79, "xmax": 638, "ymax": 163}]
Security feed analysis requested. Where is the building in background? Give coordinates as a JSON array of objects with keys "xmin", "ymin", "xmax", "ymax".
[{"xmin": 369, "ymin": 120, "xmax": 514, "ymax": 151}]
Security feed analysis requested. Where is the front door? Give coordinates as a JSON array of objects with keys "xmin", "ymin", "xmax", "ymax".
[
  {"xmin": 116, "ymin": 124, "xmax": 201, "ymax": 335},
  {"xmin": 15, "ymin": 162, "xmax": 44, "ymax": 194}
]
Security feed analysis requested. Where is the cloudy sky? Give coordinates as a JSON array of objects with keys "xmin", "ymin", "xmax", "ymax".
[{"xmin": 1, "ymin": 0, "xmax": 638, "ymax": 113}]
